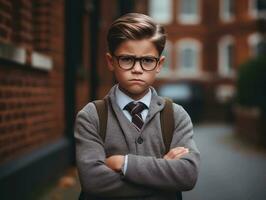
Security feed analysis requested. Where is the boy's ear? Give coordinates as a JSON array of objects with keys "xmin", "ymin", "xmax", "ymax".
[
  {"xmin": 156, "ymin": 56, "xmax": 165, "ymax": 73},
  {"xmin": 106, "ymin": 53, "xmax": 115, "ymax": 71}
]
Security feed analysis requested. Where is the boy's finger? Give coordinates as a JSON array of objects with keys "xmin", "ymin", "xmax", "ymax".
[
  {"xmin": 171, "ymin": 148, "xmax": 189, "ymax": 157},
  {"xmin": 170, "ymin": 147, "xmax": 188, "ymax": 156},
  {"xmin": 174, "ymin": 149, "xmax": 189, "ymax": 159},
  {"xmin": 168, "ymin": 147, "xmax": 185, "ymax": 155},
  {"xmin": 164, "ymin": 148, "xmax": 189, "ymax": 160},
  {"xmin": 164, "ymin": 147, "xmax": 189, "ymax": 159}
]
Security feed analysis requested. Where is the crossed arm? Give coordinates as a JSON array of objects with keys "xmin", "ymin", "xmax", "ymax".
[{"xmin": 105, "ymin": 147, "xmax": 190, "ymax": 172}]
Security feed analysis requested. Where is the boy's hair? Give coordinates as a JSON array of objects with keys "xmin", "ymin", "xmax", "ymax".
[{"xmin": 107, "ymin": 13, "xmax": 166, "ymax": 56}]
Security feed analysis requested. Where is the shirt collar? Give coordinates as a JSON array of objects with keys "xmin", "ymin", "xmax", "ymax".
[{"xmin": 115, "ymin": 85, "xmax": 152, "ymax": 110}]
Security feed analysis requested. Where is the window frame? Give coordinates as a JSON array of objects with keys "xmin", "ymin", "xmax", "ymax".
[
  {"xmin": 249, "ymin": 0, "xmax": 266, "ymax": 19},
  {"xmin": 220, "ymin": 0, "xmax": 235, "ymax": 22},
  {"xmin": 176, "ymin": 39, "xmax": 201, "ymax": 75},
  {"xmin": 148, "ymin": 0, "xmax": 173, "ymax": 24},
  {"xmin": 248, "ymin": 32, "xmax": 265, "ymax": 57},
  {"xmin": 218, "ymin": 35, "xmax": 235, "ymax": 77},
  {"xmin": 177, "ymin": 0, "xmax": 201, "ymax": 24}
]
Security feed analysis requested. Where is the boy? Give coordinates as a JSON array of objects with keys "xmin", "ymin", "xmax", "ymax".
[{"xmin": 75, "ymin": 13, "xmax": 200, "ymax": 200}]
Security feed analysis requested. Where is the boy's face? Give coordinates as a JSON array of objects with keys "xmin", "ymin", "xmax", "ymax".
[{"xmin": 106, "ymin": 39, "xmax": 165, "ymax": 100}]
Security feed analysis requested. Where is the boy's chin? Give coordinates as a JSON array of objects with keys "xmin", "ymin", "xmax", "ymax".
[{"xmin": 125, "ymin": 86, "xmax": 149, "ymax": 99}]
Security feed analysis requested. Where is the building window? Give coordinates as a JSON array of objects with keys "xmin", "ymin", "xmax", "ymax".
[
  {"xmin": 149, "ymin": 0, "xmax": 172, "ymax": 24},
  {"xmin": 220, "ymin": 0, "xmax": 235, "ymax": 22},
  {"xmin": 178, "ymin": 0, "xmax": 200, "ymax": 24},
  {"xmin": 176, "ymin": 39, "xmax": 201, "ymax": 74},
  {"xmin": 218, "ymin": 36, "xmax": 235, "ymax": 76},
  {"xmin": 0, "ymin": 0, "xmax": 53, "ymax": 70},
  {"xmin": 248, "ymin": 33, "xmax": 266, "ymax": 57},
  {"xmin": 159, "ymin": 41, "xmax": 172, "ymax": 77},
  {"xmin": 249, "ymin": 0, "xmax": 266, "ymax": 18}
]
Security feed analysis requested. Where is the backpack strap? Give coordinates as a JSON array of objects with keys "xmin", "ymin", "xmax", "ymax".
[
  {"xmin": 92, "ymin": 97, "xmax": 175, "ymax": 154},
  {"xmin": 160, "ymin": 98, "xmax": 175, "ymax": 153},
  {"xmin": 93, "ymin": 98, "xmax": 108, "ymax": 141}
]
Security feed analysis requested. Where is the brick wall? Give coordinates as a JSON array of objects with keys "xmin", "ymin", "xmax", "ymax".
[
  {"xmin": 12, "ymin": 0, "xmax": 34, "ymax": 51},
  {"xmin": 0, "ymin": 0, "xmax": 13, "ymax": 43},
  {"xmin": 32, "ymin": 0, "xmax": 52, "ymax": 52},
  {"xmin": 0, "ymin": 0, "xmax": 65, "ymax": 164}
]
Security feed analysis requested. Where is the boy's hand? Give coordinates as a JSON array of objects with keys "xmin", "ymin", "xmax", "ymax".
[
  {"xmin": 163, "ymin": 147, "xmax": 189, "ymax": 160},
  {"xmin": 105, "ymin": 155, "xmax": 125, "ymax": 172}
]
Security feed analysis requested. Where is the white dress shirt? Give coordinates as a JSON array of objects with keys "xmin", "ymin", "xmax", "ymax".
[
  {"xmin": 115, "ymin": 85, "xmax": 152, "ymax": 174},
  {"xmin": 115, "ymin": 86, "xmax": 151, "ymax": 122}
]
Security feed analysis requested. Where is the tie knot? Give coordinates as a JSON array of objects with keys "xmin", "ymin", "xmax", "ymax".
[{"xmin": 124, "ymin": 101, "xmax": 147, "ymax": 115}]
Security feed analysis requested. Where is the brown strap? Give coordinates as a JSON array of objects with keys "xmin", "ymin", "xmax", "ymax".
[
  {"xmin": 160, "ymin": 98, "xmax": 174, "ymax": 153},
  {"xmin": 93, "ymin": 97, "xmax": 174, "ymax": 152},
  {"xmin": 93, "ymin": 98, "xmax": 108, "ymax": 142}
]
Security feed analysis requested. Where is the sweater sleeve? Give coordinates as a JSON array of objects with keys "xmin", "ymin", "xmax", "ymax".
[
  {"xmin": 74, "ymin": 103, "xmax": 154, "ymax": 198},
  {"xmin": 123, "ymin": 104, "xmax": 200, "ymax": 191}
]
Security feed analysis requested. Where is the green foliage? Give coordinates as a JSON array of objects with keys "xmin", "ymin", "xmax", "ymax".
[{"xmin": 236, "ymin": 56, "xmax": 266, "ymax": 116}]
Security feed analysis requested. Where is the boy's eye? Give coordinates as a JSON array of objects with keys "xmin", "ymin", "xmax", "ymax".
[
  {"xmin": 119, "ymin": 56, "xmax": 134, "ymax": 63},
  {"xmin": 142, "ymin": 57, "xmax": 156, "ymax": 64}
]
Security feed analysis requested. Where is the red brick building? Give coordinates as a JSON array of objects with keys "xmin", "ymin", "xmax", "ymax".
[
  {"xmin": 0, "ymin": 0, "xmax": 130, "ymax": 199},
  {"xmin": 0, "ymin": 0, "xmax": 66, "ymax": 163},
  {"xmin": 0, "ymin": 0, "xmax": 70, "ymax": 199},
  {"xmin": 146, "ymin": 0, "xmax": 266, "ymax": 119}
]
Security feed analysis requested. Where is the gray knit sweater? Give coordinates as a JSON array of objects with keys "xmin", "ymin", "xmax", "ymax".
[{"xmin": 74, "ymin": 85, "xmax": 200, "ymax": 200}]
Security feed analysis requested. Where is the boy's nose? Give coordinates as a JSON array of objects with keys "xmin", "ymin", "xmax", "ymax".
[{"xmin": 132, "ymin": 60, "xmax": 143, "ymax": 73}]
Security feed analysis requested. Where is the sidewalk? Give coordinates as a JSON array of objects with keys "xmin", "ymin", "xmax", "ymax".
[
  {"xmin": 184, "ymin": 123, "xmax": 266, "ymax": 200},
  {"xmin": 36, "ymin": 167, "xmax": 81, "ymax": 200}
]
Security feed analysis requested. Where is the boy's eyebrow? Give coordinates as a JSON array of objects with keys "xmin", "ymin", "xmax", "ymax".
[
  {"xmin": 116, "ymin": 54, "xmax": 159, "ymax": 57},
  {"xmin": 116, "ymin": 53, "xmax": 135, "ymax": 56}
]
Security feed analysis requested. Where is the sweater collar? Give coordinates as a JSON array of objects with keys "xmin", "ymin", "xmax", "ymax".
[{"xmin": 107, "ymin": 84, "xmax": 165, "ymax": 123}]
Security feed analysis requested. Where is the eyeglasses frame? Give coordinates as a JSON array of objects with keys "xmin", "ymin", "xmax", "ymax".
[{"xmin": 113, "ymin": 55, "xmax": 160, "ymax": 71}]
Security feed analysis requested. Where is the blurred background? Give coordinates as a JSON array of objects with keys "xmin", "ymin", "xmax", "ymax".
[{"xmin": 0, "ymin": 0, "xmax": 266, "ymax": 199}]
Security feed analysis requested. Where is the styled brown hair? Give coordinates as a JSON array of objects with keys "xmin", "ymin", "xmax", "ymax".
[{"xmin": 107, "ymin": 13, "xmax": 166, "ymax": 56}]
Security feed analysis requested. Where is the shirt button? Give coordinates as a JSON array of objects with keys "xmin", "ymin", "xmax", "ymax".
[{"xmin": 136, "ymin": 137, "xmax": 143, "ymax": 144}]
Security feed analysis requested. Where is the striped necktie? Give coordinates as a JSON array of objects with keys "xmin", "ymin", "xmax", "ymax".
[{"xmin": 124, "ymin": 102, "xmax": 147, "ymax": 131}]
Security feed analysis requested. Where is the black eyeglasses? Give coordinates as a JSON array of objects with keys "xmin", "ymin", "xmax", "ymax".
[{"xmin": 113, "ymin": 55, "xmax": 160, "ymax": 71}]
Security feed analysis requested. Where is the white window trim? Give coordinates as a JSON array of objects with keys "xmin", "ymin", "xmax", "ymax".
[
  {"xmin": 218, "ymin": 35, "xmax": 235, "ymax": 77},
  {"xmin": 158, "ymin": 40, "xmax": 173, "ymax": 78},
  {"xmin": 249, "ymin": 0, "xmax": 266, "ymax": 19},
  {"xmin": 177, "ymin": 0, "xmax": 201, "ymax": 24},
  {"xmin": 219, "ymin": 0, "xmax": 235, "ymax": 22},
  {"xmin": 248, "ymin": 32, "xmax": 264, "ymax": 57},
  {"xmin": 176, "ymin": 39, "xmax": 201, "ymax": 76},
  {"xmin": 149, "ymin": 0, "xmax": 173, "ymax": 24}
]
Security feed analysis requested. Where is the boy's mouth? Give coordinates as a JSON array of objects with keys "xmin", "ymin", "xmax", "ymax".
[{"xmin": 129, "ymin": 79, "xmax": 145, "ymax": 83}]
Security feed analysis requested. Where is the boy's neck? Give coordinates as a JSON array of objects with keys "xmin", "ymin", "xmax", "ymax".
[{"xmin": 118, "ymin": 85, "xmax": 149, "ymax": 101}]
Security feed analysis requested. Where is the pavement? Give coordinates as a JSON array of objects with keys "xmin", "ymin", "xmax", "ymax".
[
  {"xmin": 36, "ymin": 168, "xmax": 81, "ymax": 200},
  {"xmin": 183, "ymin": 123, "xmax": 266, "ymax": 200},
  {"xmin": 37, "ymin": 123, "xmax": 266, "ymax": 200}
]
